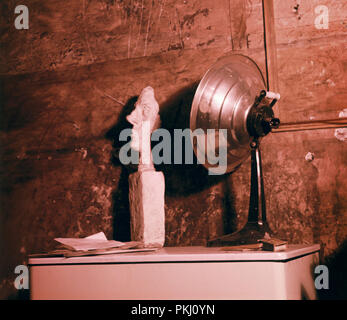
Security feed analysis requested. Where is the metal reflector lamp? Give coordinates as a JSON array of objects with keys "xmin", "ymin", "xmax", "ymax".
[{"xmin": 190, "ymin": 54, "xmax": 280, "ymax": 246}]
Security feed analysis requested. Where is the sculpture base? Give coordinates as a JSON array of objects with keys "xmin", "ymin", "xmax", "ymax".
[
  {"xmin": 207, "ymin": 222, "xmax": 273, "ymax": 247},
  {"xmin": 128, "ymin": 170, "xmax": 165, "ymax": 248}
]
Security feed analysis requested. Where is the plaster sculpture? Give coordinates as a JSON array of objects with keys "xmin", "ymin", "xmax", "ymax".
[
  {"xmin": 126, "ymin": 86, "xmax": 161, "ymax": 172},
  {"xmin": 127, "ymin": 86, "xmax": 165, "ymax": 248}
]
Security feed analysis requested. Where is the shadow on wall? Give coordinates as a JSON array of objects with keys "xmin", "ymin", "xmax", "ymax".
[
  {"xmin": 157, "ymin": 82, "xmax": 227, "ymax": 196},
  {"xmin": 105, "ymin": 83, "xmax": 236, "ymax": 242},
  {"xmin": 105, "ymin": 96, "xmax": 137, "ymax": 241}
]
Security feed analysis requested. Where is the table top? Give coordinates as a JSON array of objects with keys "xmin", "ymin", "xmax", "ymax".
[{"xmin": 28, "ymin": 244, "xmax": 320, "ymax": 266}]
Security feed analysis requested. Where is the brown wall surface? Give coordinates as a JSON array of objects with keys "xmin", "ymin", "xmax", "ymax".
[{"xmin": 1, "ymin": 0, "xmax": 346, "ymax": 299}]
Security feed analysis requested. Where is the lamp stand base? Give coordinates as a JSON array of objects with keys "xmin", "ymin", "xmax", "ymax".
[{"xmin": 207, "ymin": 222, "xmax": 273, "ymax": 247}]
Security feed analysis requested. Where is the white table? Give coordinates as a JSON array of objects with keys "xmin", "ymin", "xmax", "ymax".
[{"xmin": 29, "ymin": 244, "xmax": 320, "ymax": 300}]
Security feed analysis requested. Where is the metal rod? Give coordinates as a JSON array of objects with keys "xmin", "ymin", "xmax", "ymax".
[
  {"xmin": 272, "ymin": 117, "xmax": 347, "ymax": 133},
  {"xmin": 262, "ymin": 0, "xmax": 279, "ymax": 94}
]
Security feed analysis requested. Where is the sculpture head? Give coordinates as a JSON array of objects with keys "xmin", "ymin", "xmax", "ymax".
[{"xmin": 126, "ymin": 86, "xmax": 160, "ymax": 152}]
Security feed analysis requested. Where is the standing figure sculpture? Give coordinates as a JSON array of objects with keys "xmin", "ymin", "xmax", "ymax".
[{"xmin": 126, "ymin": 86, "xmax": 165, "ymax": 248}]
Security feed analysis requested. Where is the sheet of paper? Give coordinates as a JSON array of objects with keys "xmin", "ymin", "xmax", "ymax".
[
  {"xmin": 29, "ymin": 242, "xmax": 150, "ymax": 258},
  {"xmin": 64, "ymin": 247, "xmax": 158, "ymax": 257},
  {"xmin": 84, "ymin": 232, "xmax": 108, "ymax": 240},
  {"xmin": 54, "ymin": 232, "xmax": 126, "ymax": 251}
]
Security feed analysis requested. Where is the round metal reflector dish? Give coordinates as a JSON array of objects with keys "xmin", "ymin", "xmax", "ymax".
[{"xmin": 190, "ymin": 54, "xmax": 266, "ymax": 173}]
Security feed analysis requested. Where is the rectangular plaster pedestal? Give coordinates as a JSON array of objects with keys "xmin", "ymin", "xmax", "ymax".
[{"xmin": 128, "ymin": 170, "xmax": 165, "ymax": 247}]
